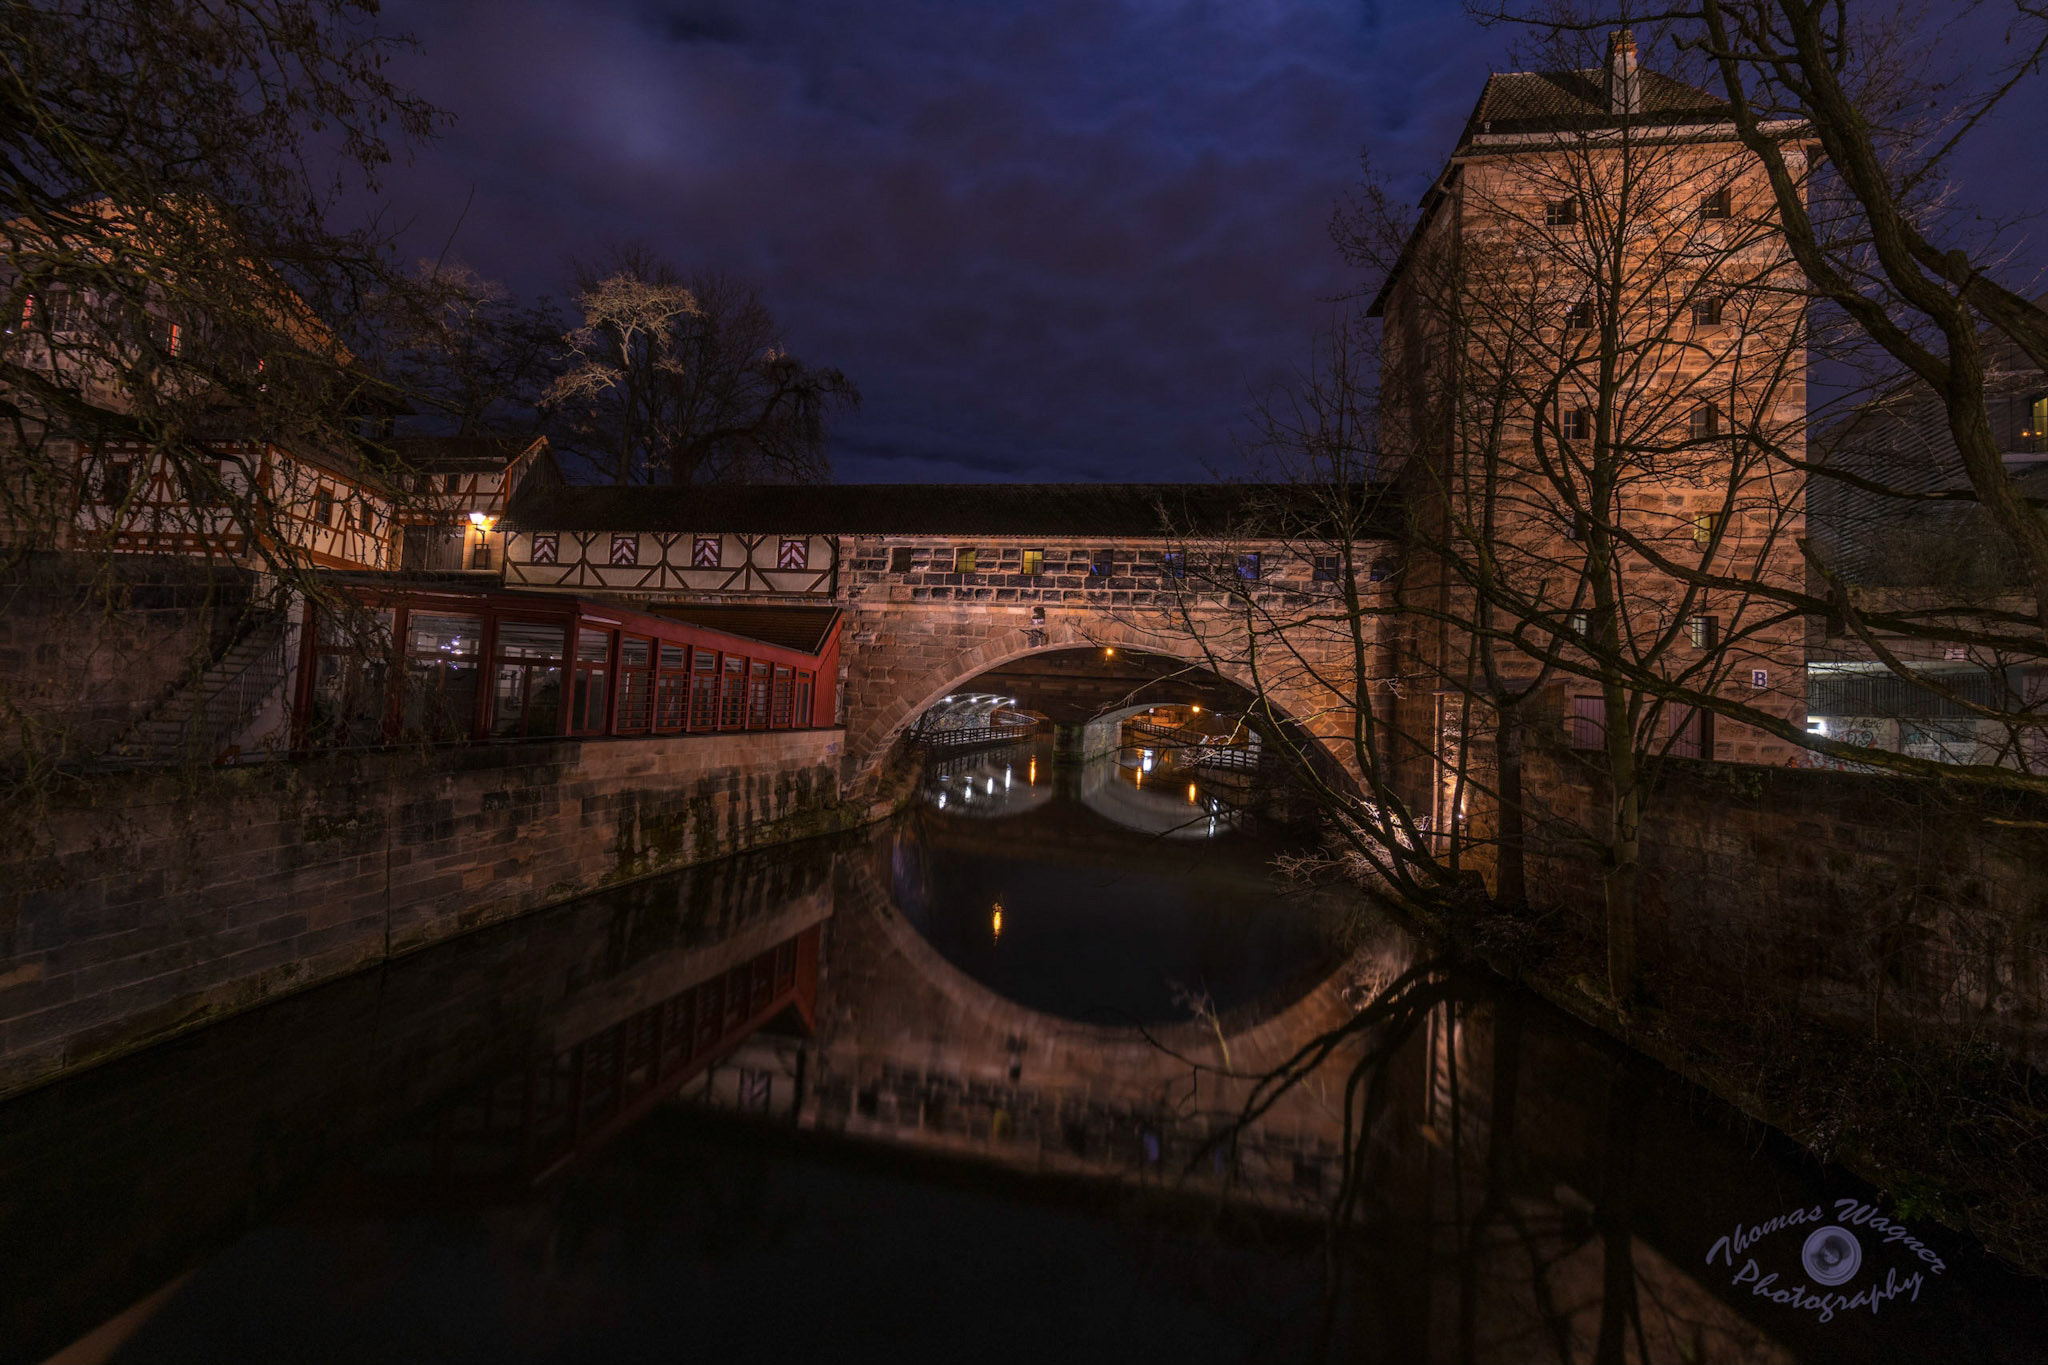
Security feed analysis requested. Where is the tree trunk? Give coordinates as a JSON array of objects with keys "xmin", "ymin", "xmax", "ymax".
[
  {"xmin": 1493, "ymin": 702, "xmax": 1527, "ymax": 907},
  {"xmin": 1603, "ymin": 724, "xmax": 1642, "ymax": 1006}
]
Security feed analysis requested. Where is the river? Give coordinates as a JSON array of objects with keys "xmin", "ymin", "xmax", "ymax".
[{"xmin": 1, "ymin": 738, "xmax": 2042, "ymax": 1363}]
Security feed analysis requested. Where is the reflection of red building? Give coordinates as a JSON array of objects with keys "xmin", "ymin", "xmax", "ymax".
[
  {"xmin": 407, "ymin": 924, "xmax": 819, "ymax": 1191},
  {"xmin": 295, "ymin": 585, "xmax": 841, "ymax": 750}
]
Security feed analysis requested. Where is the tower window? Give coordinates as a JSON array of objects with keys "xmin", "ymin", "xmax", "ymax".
[
  {"xmin": 1567, "ymin": 299, "xmax": 1596, "ymax": 330},
  {"xmin": 889, "ymin": 546, "xmax": 915, "ymax": 572},
  {"xmin": 1688, "ymin": 404, "xmax": 1720, "ymax": 440},
  {"xmin": 1693, "ymin": 511, "xmax": 1721, "ymax": 546},
  {"xmin": 1692, "ymin": 297, "xmax": 1725, "ymax": 325},
  {"xmin": 1562, "ymin": 407, "xmax": 1593, "ymax": 441},
  {"xmin": 1700, "ymin": 188, "xmax": 1732, "ymax": 220},
  {"xmin": 953, "ymin": 547, "xmax": 977, "ymax": 573},
  {"xmin": 1689, "ymin": 614, "xmax": 1720, "ymax": 648},
  {"xmin": 1021, "ymin": 548, "xmax": 1044, "ymax": 575},
  {"xmin": 1545, "ymin": 199, "xmax": 1579, "ymax": 227}
]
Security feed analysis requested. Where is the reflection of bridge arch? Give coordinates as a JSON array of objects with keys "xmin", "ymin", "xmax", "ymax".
[
  {"xmin": 842, "ymin": 618, "xmax": 1349, "ymax": 792},
  {"xmin": 1075, "ymin": 751, "xmax": 1238, "ymax": 840}
]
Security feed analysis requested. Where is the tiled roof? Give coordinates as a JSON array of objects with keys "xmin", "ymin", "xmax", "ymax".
[
  {"xmin": 388, "ymin": 434, "xmax": 543, "ymax": 472},
  {"xmin": 1461, "ymin": 68, "xmax": 1725, "ymax": 141},
  {"xmin": 502, "ymin": 481, "xmax": 1395, "ymax": 540},
  {"xmin": 649, "ymin": 605, "xmax": 842, "ymax": 654}
]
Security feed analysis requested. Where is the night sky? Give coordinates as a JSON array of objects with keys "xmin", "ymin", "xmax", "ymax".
[{"xmin": 373, "ymin": 0, "xmax": 2045, "ymax": 485}]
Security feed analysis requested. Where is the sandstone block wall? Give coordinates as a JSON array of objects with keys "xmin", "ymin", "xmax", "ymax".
[
  {"xmin": 0, "ymin": 727, "xmax": 852, "ymax": 1098},
  {"xmin": 1522, "ymin": 753, "xmax": 2048, "ymax": 1061}
]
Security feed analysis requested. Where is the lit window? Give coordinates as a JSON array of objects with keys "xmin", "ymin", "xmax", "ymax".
[
  {"xmin": 1700, "ymin": 188, "xmax": 1731, "ymax": 219},
  {"xmin": 954, "ymin": 547, "xmax": 976, "ymax": 573},
  {"xmin": 1236, "ymin": 552, "xmax": 1261, "ymax": 581},
  {"xmin": 1568, "ymin": 612, "xmax": 1590, "ymax": 636},
  {"xmin": 1693, "ymin": 511, "xmax": 1721, "ymax": 546},
  {"xmin": 1689, "ymin": 614, "xmax": 1719, "ymax": 648},
  {"xmin": 1692, "ymin": 297, "xmax": 1725, "ymax": 325},
  {"xmin": 1021, "ymin": 547, "xmax": 1044, "ymax": 575},
  {"xmin": 1545, "ymin": 199, "xmax": 1579, "ymax": 227},
  {"xmin": 1688, "ymin": 404, "xmax": 1720, "ymax": 440}
]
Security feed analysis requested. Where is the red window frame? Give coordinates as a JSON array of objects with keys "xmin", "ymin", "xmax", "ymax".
[
  {"xmin": 569, "ymin": 626, "xmax": 613, "ymax": 734},
  {"xmin": 689, "ymin": 649, "xmax": 721, "ymax": 730},
  {"xmin": 654, "ymin": 643, "xmax": 688, "ymax": 732},
  {"xmin": 615, "ymin": 635, "xmax": 654, "ymax": 733},
  {"xmin": 719, "ymin": 656, "xmax": 747, "ymax": 729}
]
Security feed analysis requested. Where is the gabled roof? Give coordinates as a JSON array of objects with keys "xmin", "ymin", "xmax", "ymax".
[
  {"xmin": 388, "ymin": 434, "xmax": 547, "ymax": 473},
  {"xmin": 1458, "ymin": 67, "xmax": 1726, "ymax": 143},
  {"xmin": 502, "ymin": 480, "xmax": 1395, "ymax": 540}
]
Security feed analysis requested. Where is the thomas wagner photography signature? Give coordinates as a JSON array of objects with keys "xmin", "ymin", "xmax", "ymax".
[{"xmin": 1706, "ymin": 1198, "xmax": 1948, "ymax": 1323}]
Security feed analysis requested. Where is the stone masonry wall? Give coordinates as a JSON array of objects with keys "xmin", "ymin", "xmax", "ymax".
[
  {"xmin": 0, "ymin": 727, "xmax": 853, "ymax": 1099},
  {"xmin": 834, "ymin": 533, "xmax": 1398, "ymax": 787},
  {"xmin": 1521, "ymin": 751, "xmax": 2048, "ymax": 1063}
]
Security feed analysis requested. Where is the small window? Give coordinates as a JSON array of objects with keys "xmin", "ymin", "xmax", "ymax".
[
  {"xmin": 1368, "ymin": 557, "xmax": 1395, "ymax": 583},
  {"xmin": 1570, "ymin": 695, "xmax": 1606, "ymax": 749},
  {"xmin": 442, "ymin": 472, "xmax": 461, "ymax": 494},
  {"xmin": 1693, "ymin": 512, "xmax": 1721, "ymax": 546},
  {"xmin": 99, "ymin": 460, "xmax": 133, "ymax": 506},
  {"xmin": 1568, "ymin": 612, "xmax": 1590, "ymax": 637},
  {"xmin": 1088, "ymin": 549, "xmax": 1114, "ymax": 579},
  {"xmin": 166, "ymin": 321, "xmax": 182, "ymax": 357},
  {"xmin": 1163, "ymin": 550, "xmax": 1187, "ymax": 579},
  {"xmin": 1692, "ymin": 297, "xmax": 1725, "ymax": 325},
  {"xmin": 1567, "ymin": 510, "xmax": 1589, "ymax": 541},
  {"xmin": 314, "ymin": 489, "xmax": 336, "ymax": 527},
  {"xmin": 889, "ymin": 546, "xmax": 915, "ymax": 572},
  {"xmin": 1236, "ymin": 552, "xmax": 1262, "ymax": 581},
  {"xmin": 1310, "ymin": 554, "xmax": 1340, "ymax": 583},
  {"xmin": 358, "ymin": 499, "xmax": 375, "ymax": 533},
  {"xmin": 1688, "ymin": 614, "xmax": 1720, "ymax": 649},
  {"xmin": 1545, "ymin": 198, "xmax": 1578, "ymax": 227},
  {"xmin": 1021, "ymin": 547, "xmax": 1044, "ymax": 576},
  {"xmin": 1700, "ymin": 188, "xmax": 1731, "ymax": 220},
  {"xmin": 1688, "ymin": 404, "xmax": 1720, "ymax": 440},
  {"xmin": 953, "ymin": 547, "xmax": 977, "ymax": 573},
  {"xmin": 1562, "ymin": 407, "xmax": 1592, "ymax": 441},
  {"xmin": 1567, "ymin": 299, "xmax": 1595, "ymax": 330}
]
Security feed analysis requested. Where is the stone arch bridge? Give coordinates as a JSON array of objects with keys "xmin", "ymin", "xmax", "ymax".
[{"xmin": 498, "ymin": 480, "xmax": 1402, "ymax": 791}]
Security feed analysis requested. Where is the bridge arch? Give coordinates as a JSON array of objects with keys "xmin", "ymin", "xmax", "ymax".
[{"xmin": 838, "ymin": 609, "xmax": 1349, "ymax": 792}]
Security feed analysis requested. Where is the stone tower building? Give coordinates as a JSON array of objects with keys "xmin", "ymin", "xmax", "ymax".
[{"xmin": 1370, "ymin": 30, "xmax": 1812, "ymax": 856}]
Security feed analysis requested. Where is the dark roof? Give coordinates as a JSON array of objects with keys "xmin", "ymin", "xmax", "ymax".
[
  {"xmin": 502, "ymin": 481, "xmax": 1395, "ymax": 540},
  {"xmin": 1459, "ymin": 68, "xmax": 1725, "ymax": 141},
  {"xmin": 388, "ymin": 434, "xmax": 542, "ymax": 472},
  {"xmin": 650, "ymin": 605, "xmax": 842, "ymax": 654}
]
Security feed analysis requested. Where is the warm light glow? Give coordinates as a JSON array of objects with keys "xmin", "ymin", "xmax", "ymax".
[
  {"xmin": 1104, "ymin": 647, "xmax": 1115, "ymax": 657},
  {"xmin": 991, "ymin": 902, "xmax": 1003, "ymax": 943},
  {"xmin": 467, "ymin": 510, "xmax": 492, "ymax": 530},
  {"xmin": 1190, "ymin": 704, "xmax": 1201, "ymax": 713},
  {"xmin": 1187, "ymin": 782, "xmax": 1197, "ymax": 803},
  {"xmin": 1027, "ymin": 757, "xmax": 1037, "ymax": 784}
]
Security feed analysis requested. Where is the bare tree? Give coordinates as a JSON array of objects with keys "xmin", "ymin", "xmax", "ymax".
[
  {"xmin": 546, "ymin": 246, "xmax": 857, "ymax": 486},
  {"xmin": 372, "ymin": 261, "xmax": 564, "ymax": 440}
]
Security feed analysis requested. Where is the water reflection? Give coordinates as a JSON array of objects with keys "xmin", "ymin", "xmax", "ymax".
[
  {"xmin": 2, "ymin": 817, "xmax": 2045, "ymax": 1363},
  {"xmin": 899, "ymin": 738, "xmax": 1328, "ymax": 1022}
]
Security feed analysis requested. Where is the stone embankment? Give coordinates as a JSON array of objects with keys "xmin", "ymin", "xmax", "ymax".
[{"xmin": 0, "ymin": 728, "xmax": 855, "ymax": 1099}]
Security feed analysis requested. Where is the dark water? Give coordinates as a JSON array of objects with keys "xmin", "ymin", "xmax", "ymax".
[
  {"xmin": 2, "ymin": 751, "xmax": 2046, "ymax": 1364},
  {"xmin": 895, "ymin": 739, "xmax": 1337, "ymax": 1023}
]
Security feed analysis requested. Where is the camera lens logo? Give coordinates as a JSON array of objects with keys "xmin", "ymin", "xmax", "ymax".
[{"xmin": 1801, "ymin": 1226, "xmax": 1863, "ymax": 1286}]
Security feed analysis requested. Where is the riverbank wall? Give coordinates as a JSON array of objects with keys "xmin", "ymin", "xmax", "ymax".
[
  {"xmin": 1521, "ymin": 754, "xmax": 2048, "ymax": 1065},
  {"xmin": 0, "ymin": 728, "xmax": 856, "ymax": 1100}
]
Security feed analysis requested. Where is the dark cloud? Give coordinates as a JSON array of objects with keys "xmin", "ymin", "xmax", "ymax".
[
  {"xmin": 370, "ymin": 1, "xmax": 2044, "ymax": 483},
  {"xmin": 369, "ymin": 0, "xmax": 1491, "ymax": 481}
]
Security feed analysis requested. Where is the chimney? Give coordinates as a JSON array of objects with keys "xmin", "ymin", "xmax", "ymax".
[{"xmin": 1606, "ymin": 28, "xmax": 1640, "ymax": 115}]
